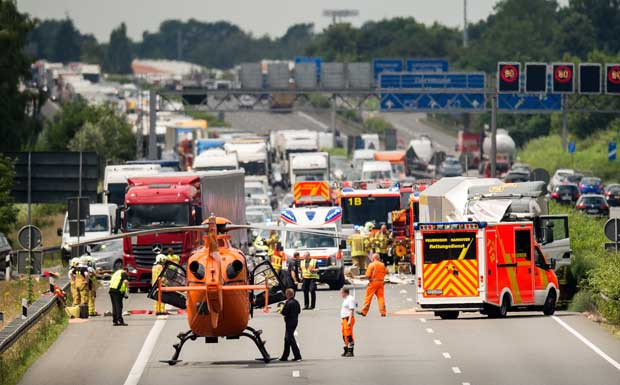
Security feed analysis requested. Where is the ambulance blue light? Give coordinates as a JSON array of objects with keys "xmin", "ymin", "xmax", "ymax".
[
  {"xmin": 324, "ymin": 207, "xmax": 342, "ymax": 224},
  {"xmin": 280, "ymin": 210, "xmax": 297, "ymax": 224}
]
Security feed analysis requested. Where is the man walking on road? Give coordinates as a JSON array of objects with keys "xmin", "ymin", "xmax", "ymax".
[
  {"xmin": 300, "ymin": 252, "xmax": 318, "ymax": 310},
  {"xmin": 279, "ymin": 288, "xmax": 302, "ymax": 361},
  {"xmin": 109, "ymin": 268, "xmax": 129, "ymax": 326},
  {"xmin": 340, "ymin": 287, "xmax": 356, "ymax": 357},
  {"xmin": 358, "ymin": 253, "xmax": 387, "ymax": 317}
]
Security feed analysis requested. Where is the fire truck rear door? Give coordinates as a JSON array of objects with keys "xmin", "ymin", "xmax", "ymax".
[{"xmin": 422, "ymin": 230, "xmax": 479, "ymax": 298}]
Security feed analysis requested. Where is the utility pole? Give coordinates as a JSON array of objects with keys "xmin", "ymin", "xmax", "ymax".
[
  {"xmin": 463, "ymin": 0, "xmax": 468, "ymax": 48},
  {"xmin": 148, "ymin": 88, "xmax": 157, "ymax": 160},
  {"xmin": 322, "ymin": 9, "xmax": 359, "ymax": 25},
  {"xmin": 561, "ymin": 94, "xmax": 568, "ymax": 152},
  {"xmin": 490, "ymin": 94, "xmax": 498, "ymax": 178}
]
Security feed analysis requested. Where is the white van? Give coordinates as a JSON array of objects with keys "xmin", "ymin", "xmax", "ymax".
[
  {"xmin": 60, "ymin": 203, "xmax": 118, "ymax": 260},
  {"xmin": 361, "ymin": 161, "xmax": 393, "ymax": 181}
]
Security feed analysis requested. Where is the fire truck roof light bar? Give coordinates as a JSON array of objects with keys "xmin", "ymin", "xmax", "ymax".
[{"xmin": 414, "ymin": 222, "xmax": 487, "ymax": 230}]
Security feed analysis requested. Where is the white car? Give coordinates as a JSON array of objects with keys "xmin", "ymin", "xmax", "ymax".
[
  {"xmin": 548, "ymin": 168, "xmax": 575, "ymax": 193},
  {"xmin": 245, "ymin": 181, "xmax": 271, "ymax": 206}
]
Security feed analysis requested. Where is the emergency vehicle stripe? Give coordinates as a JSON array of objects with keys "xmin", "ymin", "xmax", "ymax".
[
  {"xmin": 496, "ymin": 236, "xmax": 522, "ymax": 304},
  {"xmin": 423, "ymin": 260, "xmax": 479, "ymax": 297},
  {"xmin": 423, "ymin": 261, "xmax": 447, "ymax": 288}
]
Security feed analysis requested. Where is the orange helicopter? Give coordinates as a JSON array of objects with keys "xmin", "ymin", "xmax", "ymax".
[{"xmin": 71, "ymin": 214, "xmax": 341, "ymax": 365}]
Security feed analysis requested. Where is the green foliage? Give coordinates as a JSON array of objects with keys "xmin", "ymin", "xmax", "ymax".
[
  {"xmin": 103, "ymin": 23, "xmax": 133, "ymax": 74},
  {"xmin": 321, "ymin": 147, "xmax": 347, "ymax": 158},
  {"xmin": 363, "ymin": 117, "xmax": 394, "ymax": 135},
  {"xmin": 589, "ymin": 254, "xmax": 620, "ymax": 324},
  {"xmin": 548, "ymin": 202, "xmax": 620, "ymax": 323},
  {"xmin": 0, "ymin": 0, "xmax": 41, "ymax": 152},
  {"xmin": 307, "ymin": 93, "xmax": 331, "ymax": 109},
  {"xmin": 37, "ymin": 100, "xmax": 136, "ymax": 163},
  {"xmin": 0, "ymin": 155, "xmax": 18, "ymax": 235},
  {"xmin": 519, "ymin": 128, "xmax": 620, "ymax": 181},
  {"xmin": 337, "ymin": 109, "xmax": 363, "ymax": 124}
]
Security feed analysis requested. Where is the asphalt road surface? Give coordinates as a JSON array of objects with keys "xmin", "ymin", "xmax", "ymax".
[
  {"xmin": 382, "ymin": 112, "xmax": 457, "ymax": 154},
  {"xmin": 19, "ymin": 281, "xmax": 620, "ymax": 385},
  {"xmin": 227, "ymin": 111, "xmax": 330, "ymax": 135}
]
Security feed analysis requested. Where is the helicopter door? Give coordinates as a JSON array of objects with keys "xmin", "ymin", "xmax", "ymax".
[
  {"xmin": 251, "ymin": 260, "xmax": 286, "ymax": 308},
  {"xmin": 147, "ymin": 261, "xmax": 187, "ymax": 309}
]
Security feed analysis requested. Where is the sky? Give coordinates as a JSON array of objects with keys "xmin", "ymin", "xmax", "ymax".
[{"xmin": 16, "ymin": 0, "xmax": 568, "ymax": 42}]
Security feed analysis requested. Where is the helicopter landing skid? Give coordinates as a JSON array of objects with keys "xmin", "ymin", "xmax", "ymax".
[
  {"xmin": 241, "ymin": 326, "xmax": 271, "ymax": 363},
  {"xmin": 161, "ymin": 330, "xmax": 198, "ymax": 366}
]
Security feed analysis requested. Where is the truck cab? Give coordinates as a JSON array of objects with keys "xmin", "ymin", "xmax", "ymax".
[
  {"xmin": 374, "ymin": 150, "xmax": 407, "ymax": 180},
  {"xmin": 289, "ymin": 152, "xmax": 330, "ymax": 186},
  {"xmin": 193, "ymin": 149, "xmax": 239, "ymax": 171},
  {"xmin": 361, "ymin": 161, "xmax": 393, "ymax": 185},
  {"xmin": 415, "ymin": 221, "xmax": 559, "ymax": 319},
  {"xmin": 122, "ymin": 176, "xmax": 203, "ymax": 291},
  {"xmin": 280, "ymin": 206, "xmax": 345, "ymax": 290},
  {"xmin": 60, "ymin": 203, "xmax": 118, "ymax": 260}
]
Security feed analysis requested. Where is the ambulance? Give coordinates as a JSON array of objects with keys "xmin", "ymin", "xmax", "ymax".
[
  {"xmin": 414, "ymin": 221, "xmax": 559, "ymax": 319},
  {"xmin": 280, "ymin": 203, "xmax": 346, "ymax": 290}
]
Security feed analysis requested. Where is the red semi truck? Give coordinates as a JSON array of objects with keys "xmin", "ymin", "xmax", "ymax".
[{"xmin": 122, "ymin": 171, "xmax": 246, "ymax": 291}]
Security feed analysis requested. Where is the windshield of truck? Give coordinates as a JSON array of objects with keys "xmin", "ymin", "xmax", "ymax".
[
  {"xmin": 422, "ymin": 231, "xmax": 477, "ymax": 264},
  {"xmin": 125, "ymin": 203, "xmax": 189, "ymax": 230},
  {"xmin": 295, "ymin": 171, "xmax": 327, "ymax": 182},
  {"xmin": 285, "ymin": 231, "xmax": 336, "ymax": 249},
  {"xmin": 245, "ymin": 185, "xmax": 266, "ymax": 195},
  {"xmin": 362, "ymin": 170, "xmax": 392, "ymax": 180},
  {"xmin": 194, "ymin": 165, "xmax": 237, "ymax": 171},
  {"xmin": 341, "ymin": 196, "xmax": 400, "ymax": 226},
  {"xmin": 391, "ymin": 163, "xmax": 405, "ymax": 175},
  {"xmin": 108, "ymin": 183, "xmax": 127, "ymax": 206},
  {"xmin": 65, "ymin": 215, "xmax": 109, "ymax": 233},
  {"xmin": 241, "ymin": 161, "xmax": 266, "ymax": 176}
]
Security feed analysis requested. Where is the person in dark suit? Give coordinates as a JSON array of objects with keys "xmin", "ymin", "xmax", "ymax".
[{"xmin": 279, "ymin": 288, "xmax": 302, "ymax": 361}]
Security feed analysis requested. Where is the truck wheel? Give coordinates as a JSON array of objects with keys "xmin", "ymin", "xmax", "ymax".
[
  {"xmin": 113, "ymin": 260, "xmax": 123, "ymax": 271},
  {"xmin": 329, "ymin": 270, "xmax": 345, "ymax": 290},
  {"xmin": 543, "ymin": 290, "xmax": 557, "ymax": 316},
  {"xmin": 436, "ymin": 311, "xmax": 459, "ymax": 320}
]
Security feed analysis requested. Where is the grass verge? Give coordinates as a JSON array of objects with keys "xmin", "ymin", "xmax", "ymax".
[
  {"xmin": 0, "ymin": 303, "xmax": 68, "ymax": 385},
  {"xmin": 1, "ymin": 278, "xmax": 52, "ymax": 330}
]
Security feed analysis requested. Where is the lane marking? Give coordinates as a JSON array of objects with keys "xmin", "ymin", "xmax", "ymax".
[
  {"xmin": 552, "ymin": 316, "xmax": 620, "ymax": 371},
  {"xmin": 463, "ymin": 383, "xmax": 471, "ymax": 385},
  {"xmin": 452, "ymin": 367, "xmax": 461, "ymax": 374},
  {"xmin": 425, "ymin": 328, "xmax": 434, "ymax": 334},
  {"xmin": 296, "ymin": 111, "xmax": 329, "ymax": 130},
  {"xmin": 442, "ymin": 352, "xmax": 451, "ymax": 359},
  {"xmin": 419, "ymin": 318, "xmax": 427, "ymax": 323},
  {"xmin": 292, "ymin": 370, "xmax": 300, "ymax": 378},
  {"xmin": 123, "ymin": 317, "xmax": 167, "ymax": 385},
  {"xmin": 433, "ymin": 339, "xmax": 442, "ymax": 345}
]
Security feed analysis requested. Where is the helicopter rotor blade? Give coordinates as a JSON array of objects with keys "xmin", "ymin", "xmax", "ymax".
[{"xmin": 67, "ymin": 225, "xmax": 211, "ymax": 247}]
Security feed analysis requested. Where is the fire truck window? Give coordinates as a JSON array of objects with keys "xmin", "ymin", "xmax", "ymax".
[
  {"xmin": 534, "ymin": 247, "xmax": 547, "ymax": 268},
  {"xmin": 423, "ymin": 232, "xmax": 477, "ymax": 264},
  {"xmin": 515, "ymin": 230, "xmax": 532, "ymax": 260}
]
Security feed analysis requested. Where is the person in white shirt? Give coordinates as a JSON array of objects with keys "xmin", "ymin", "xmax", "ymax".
[{"xmin": 340, "ymin": 287, "xmax": 356, "ymax": 357}]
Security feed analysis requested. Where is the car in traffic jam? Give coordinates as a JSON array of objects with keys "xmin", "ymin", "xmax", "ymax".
[{"xmin": 575, "ymin": 194, "xmax": 610, "ymax": 216}]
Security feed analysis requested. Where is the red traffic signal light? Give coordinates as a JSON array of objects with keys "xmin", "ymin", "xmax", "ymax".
[
  {"xmin": 497, "ymin": 62, "xmax": 520, "ymax": 93},
  {"xmin": 551, "ymin": 63, "xmax": 574, "ymax": 93},
  {"xmin": 606, "ymin": 64, "xmax": 620, "ymax": 94}
]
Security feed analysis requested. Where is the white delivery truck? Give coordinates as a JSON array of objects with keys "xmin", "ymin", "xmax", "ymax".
[
  {"xmin": 103, "ymin": 164, "xmax": 161, "ymax": 206},
  {"xmin": 225, "ymin": 139, "xmax": 269, "ymax": 176},
  {"xmin": 193, "ymin": 149, "xmax": 239, "ymax": 171},
  {"xmin": 59, "ymin": 203, "xmax": 118, "ymax": 260},
  {"xmin": 280, "ymin": 205, "xmax": 345, "ymax": 290},
  {"xmin": 361, "ymin": 161, "xmax": 393, "ymax": 181},
  {"xmin": 289, "ymin": 152, "xmax": 330, "ymax": 185}
]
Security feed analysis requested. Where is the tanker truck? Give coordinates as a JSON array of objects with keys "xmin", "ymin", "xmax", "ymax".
[{"xmin": 480, "ymin": 129, "xmax": 516, "ymax": 177}]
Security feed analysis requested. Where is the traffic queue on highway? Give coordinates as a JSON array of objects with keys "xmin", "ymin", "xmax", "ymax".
[{"xmin": 56, "ymin": 124, "xmax": 589, "ymax": 328}]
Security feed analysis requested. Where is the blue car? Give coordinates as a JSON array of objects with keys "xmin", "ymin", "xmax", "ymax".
[{"xmin": 578, "ymin": 177, "xmax": 604, "ymax": 194}]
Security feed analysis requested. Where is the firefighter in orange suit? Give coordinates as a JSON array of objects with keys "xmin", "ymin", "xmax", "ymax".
[{"xmin": 357, "ymin": 253, "xmax": 387, "ymax": 317}]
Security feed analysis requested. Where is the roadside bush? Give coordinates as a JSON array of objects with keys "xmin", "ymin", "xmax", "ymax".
[
  {"xmin": 363, "ymin": 117, "xmax": 394, "ymax": 135},
  {"xmin": 549, "ymin": 202, "xmax": 620, "ymax": 324},
  {"xmin": 519, "ymin": 128, "xmax": 620, "ymax": 182},
  {"xmin": 589, "ymin": 253, "xmax": 620, "ymax": 325}
]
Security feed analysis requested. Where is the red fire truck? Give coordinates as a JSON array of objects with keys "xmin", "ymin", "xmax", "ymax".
[{"xmin": 414, "ymin": 221, "xmax": 559, "ymax": 319}]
